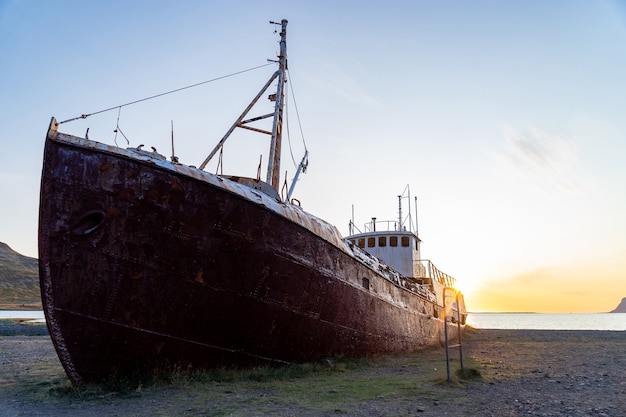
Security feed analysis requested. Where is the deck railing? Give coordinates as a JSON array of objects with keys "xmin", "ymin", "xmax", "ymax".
[
  {"xmin": 348, "ymin": 219, "xmax": 408, "ymax": 235},
  {"xmin": 414, "ymin": 259, "xmax": 456, "ymax": 288}
]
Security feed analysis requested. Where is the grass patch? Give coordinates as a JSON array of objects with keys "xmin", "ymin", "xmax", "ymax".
[
  {"xmin": 456, "ymin": 367, "xmax": 482, "ymax": 381},
  {"xmin": 32, "ymin": 357, "xmax": 371, "ymax": 403},
  {"xmin": 5, "ymin": 340, "xmax": 485, "ymax": 416},
  {"xmin": 174, "ymin": 357, "xmax": 368, "ymax": 384}
]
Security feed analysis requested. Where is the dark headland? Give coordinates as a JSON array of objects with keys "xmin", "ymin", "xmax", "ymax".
[
  {"xmin": 610, "ymin": 297, "xmax": 626, "ymax": 313},
  {"xmin": 0, "ymin": 241, "xmax": 41, "ymax": 309}
]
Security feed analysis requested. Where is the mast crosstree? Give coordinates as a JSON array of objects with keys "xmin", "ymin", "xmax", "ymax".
[{"xmin": 200, "ymin": 19, "xmax": 289, "ymax": 195}]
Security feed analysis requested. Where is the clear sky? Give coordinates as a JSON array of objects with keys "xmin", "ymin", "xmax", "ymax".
[{"xmin": 1, "ymin": 0, "xmax": 625, "ymax": 313}]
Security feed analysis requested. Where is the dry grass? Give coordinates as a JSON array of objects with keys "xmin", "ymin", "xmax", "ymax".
[
  {"xmin": 8, "ymin": 327, "xmax": 621, "ymax": 416},
  {"xmin": 2, "ymin": 328, "xmax": 478, "ymax": 416}
]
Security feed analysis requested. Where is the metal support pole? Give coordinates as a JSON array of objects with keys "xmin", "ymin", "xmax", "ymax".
[
  {"xmin": 266, "ymin": 19, "xmax": 288, "ymax": 191},
  {"xmin": 443, "ymin": 287, "xmax": 464, "ymax": 383},
  {"xmin": 444, "ymin": 305, "xmax": 451, "ymax": 382},
  {"xmin": 456, "ymin": 292, "xmax": 464, "ymax": 372}
]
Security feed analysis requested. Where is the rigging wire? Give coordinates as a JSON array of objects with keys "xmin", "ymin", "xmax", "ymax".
[
  {"xmin": 284, "ymin": 83, "xmax": 298, "ymax": 168},
  {"xmin": 113, "ymin": 106, "xmax": 129, "ymax": 146},
  {"xmin": 286, "ymin": 70, "xmax": 308, "ymax": 153},
  {"xmin": 58, "ymin": 63, "xmax": 275, "ymax": 125},
  {"xmin": 284, "ymin": 69, "xmax": 308, "ymax": 169}
]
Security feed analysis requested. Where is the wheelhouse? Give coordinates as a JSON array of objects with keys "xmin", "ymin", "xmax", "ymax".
[{"xmin": 347, "ymin": 224, "xmax": 421, "ymax": 279}]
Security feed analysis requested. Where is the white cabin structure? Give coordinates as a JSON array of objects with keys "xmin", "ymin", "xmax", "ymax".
[
  {"xmin": 347, "ymin": 221, "xmax": 422, "ymax": 279},
  {"xmin": 345, "ymin": 189, "xmax": 461, "ymax": 311}
]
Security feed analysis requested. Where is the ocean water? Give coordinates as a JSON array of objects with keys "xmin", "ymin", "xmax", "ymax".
[
  {"xmin": 0, "ymin": 310, "xmax": 45, "ymax": 320},
  {"xmin": 467, "ymin": 312, "xmax": 626, "ymax": 331},
  {"xmin": 2, "ymin": 311, "xmax": 625, "ymax": 331}
]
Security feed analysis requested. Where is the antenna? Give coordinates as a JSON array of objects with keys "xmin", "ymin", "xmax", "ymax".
[
  {"xmin": 414, "ymin": 196, "xmax": 419, "ymax": 236},
  {"xmin": 350, "ymin": 204, "xmax": 355, "ymax": 235},
  {"xmin": 398, "ymin": 185, "xmax": 413, "ymax": 232},
  {"xmin": 170, "ymin": 120, "xmax": 179, "ymax": 163},
  {"xmin": 398, "ymin": 195, "xmax": 402, "ymax": 231},
  {"xmin": 406, "ymin": 185, "xmax": 412, "ymax": 233}
]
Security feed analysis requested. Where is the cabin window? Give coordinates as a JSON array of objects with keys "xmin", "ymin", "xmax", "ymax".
[
  {"xmin": 390, "ymin": 236, "xmax": 398, "ymax": 247},
  {"xmin": 362, "ymin": 277, "xmax": 370, "ymax": 290},
  {"xmin": 378, "ymin": 236, "xmax": 386, "ymax": 247},
  {"xmin": 357, "ymin": 238, "xmax": 365, "ymax": 248},
  {"xmin": 401, "ymin": 236, "xmax": 410, "ymax": 247},
  {"xmin": 367, "ymin": 237, "xmax": 375, "ymax": 247}
]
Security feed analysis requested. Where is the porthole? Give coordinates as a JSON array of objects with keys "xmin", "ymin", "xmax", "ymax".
[{"xmin": 72, "ymin": 210, "xmax": 106, "ymax": 236}]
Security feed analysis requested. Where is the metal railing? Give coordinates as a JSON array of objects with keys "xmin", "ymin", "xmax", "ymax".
[
  {"xmin": 414, "ymin": 259, "xmax": 457, "ymax": 288},
  {"xmin": 348, "ymin": 219, "xmax": 404, "ymax": 235}
]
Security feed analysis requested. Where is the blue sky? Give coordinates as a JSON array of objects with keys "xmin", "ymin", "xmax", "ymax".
[{"xmin": 2, "ymin": 1, "xmax": 625, "ymax": 312}]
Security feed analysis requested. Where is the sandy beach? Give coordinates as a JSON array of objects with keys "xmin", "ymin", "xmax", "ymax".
[{"xmin": 0, "ymin": 321, "xmax": 624, "ymax": 416}]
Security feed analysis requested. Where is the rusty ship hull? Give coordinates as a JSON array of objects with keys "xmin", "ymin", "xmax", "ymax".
[
  {"xmin": 39, "ymin": 128, "xmax": 462, "ymax": 384},
  {"xmin": 39, "ymin": 20, "xmax": 465, "ymax": 385}
]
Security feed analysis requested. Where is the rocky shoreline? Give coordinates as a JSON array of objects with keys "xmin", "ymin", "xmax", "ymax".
[{"xmin": 0, "ymin": 321, "xmax": 624, "ymax": 416}]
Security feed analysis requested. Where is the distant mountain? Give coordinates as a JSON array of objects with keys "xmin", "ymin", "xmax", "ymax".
[
  {"xmin": 610, "ymin": 297, "xmax": 626, "ymax": 313},
  {"xmin": 0, "ymin": 242, "xmax": 41, "ymax": 308}
]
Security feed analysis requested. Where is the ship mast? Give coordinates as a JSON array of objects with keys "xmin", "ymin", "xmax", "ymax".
[
  {"xmin": 266, "ymin": 19, "xmax": 288, "ymax": 192},
  {"xmin": 199, "ymin": 19, "xmax": 288, "ymax": 195}
]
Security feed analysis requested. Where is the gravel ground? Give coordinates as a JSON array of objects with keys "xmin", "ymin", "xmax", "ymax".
[
  {"xmin": 0, "ymin": 320, "xmax": 624, "ymax": 416},
  {"xmin": 462, "ymin": 329, "xmax": 625, "ymax": 416}
]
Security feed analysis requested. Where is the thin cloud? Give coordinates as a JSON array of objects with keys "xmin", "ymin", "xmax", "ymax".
[
  {"xmin": 330, "ymin": 72, "xmax": 381, "ymax": 107},
  {"xmin": 509, "ymin": 267, "xmax": 559, "ymax": 284},
  {"xmin": 300, "ymin": 51, "xmax": 382, "ymax": 109},
  {"xmin": 499, "ymin": 126, "xmax": 582, "ymax": 193}
]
